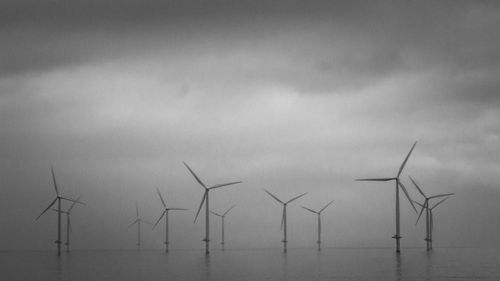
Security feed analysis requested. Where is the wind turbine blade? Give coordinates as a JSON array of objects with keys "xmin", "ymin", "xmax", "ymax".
[
  {"xmin": 51, "ymin": 166, "xmax": 60, "ymax": 196},
  {"xmin": 319, "ymin": 200, "xmax": 334, "ymax": 213},
  {"xmin": 127, "ymin": 219, "xmax": 139, "ymax": 228},
  {"xmin": 409, "ymin": 176, "xmax": 426, "ymax": 198},
  {"xmin": 415, "ymin": 201, "xmax": 427, "ymax": 225},
  {"xmin": 399, "ymin": 182, "xmax": 417, "ymax": 213},
  {"xmin": 210, "ymin": 211, "xmax": 222, "ymax": 217},
  {"xmin": 412, "ymin": 200, "xmax": 425, "ymax": 208},
  {"xmin": 194, "ymin": 191, "xmax": 207, "ymax": 223},
  {"xmin": 61, "ymin": 197, "xmax": 85, "ymax": 206},
  {"xmin": 153, "ymin": 210, "xmax": 166, "ymax": 229},
  {"xmin": 36, "ymin": 198, "xmax": 58, "ymax": 220},
  {"xmin": 355, "ymin": 178, "xmax": 394, "ymax": 181},
  {"xmin": 142, "ymin": 220, "xmax": 153, "ymax": 225},
  {"xmin": 209, "ymin": 181, "xmax": 242, "ymax": 190},
  {"xmin": 51, "ymin": 208, "xmax": 68, "ymax": 214},
  {"xmin": 183, "ymin": 162, "xmax": 207, "ymax": 189},
  {"xmin": 397, "ymin": 141, "xmax": 417, "ymax": 177},
  {"xmin": 264, "ymin": 189, "xmax": 283, "ymax": 204},
  {"xmin": 223, "ymin": 205, "xmax": 236, "ymax": 216},
  {"xmin": 67, "ymin": 196, "xmax": 82, "ymax": 212},
  {"xmin": 156, "ymin": 187, "xmax": 167, "ymax": 208},
  {"xmin": 301, "ymin": 206, "xmax": 318, "ymax": 214},
  {"xmin": 286, "ymin": 192, "xmax": 307, "ymax": 204},
  {"xmin": 431, "ymin": 197, "xmax": 449, "ymax": 210},
  {"xmin": 169, "ymin": 208, "xmax": 188, "ymax": 211},
  {"xmin": 428, "ymin": 193, "xmax": 454, "ymax": 200}
]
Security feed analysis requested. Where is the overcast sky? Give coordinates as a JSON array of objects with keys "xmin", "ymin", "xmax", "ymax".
[{"xmin": 1, "ymin": 1, "xmax": 499, "ymax": 251}]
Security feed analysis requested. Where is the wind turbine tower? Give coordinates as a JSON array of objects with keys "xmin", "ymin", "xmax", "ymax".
[
  {"xmin": 264, "ymin": 189, "xmax": 307, "ymax": 253},
  {"xmin": 301, "ymin": 200, "xmax": 334, "ymax": 251},
  {"xmin": 356, "ymin": 142, "xmax": 418, "ymax": 253},
  {"xmin": 183, "ymin": 162, "xmax": 242, "ymax": 255}
]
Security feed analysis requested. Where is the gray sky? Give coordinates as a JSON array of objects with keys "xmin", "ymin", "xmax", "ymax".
[{"xmin": 1, "ymin": 0, "xmax": 499, "ymax": 251}]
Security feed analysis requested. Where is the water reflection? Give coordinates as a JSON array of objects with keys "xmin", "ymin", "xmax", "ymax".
[
  {"xmin": 197, "ymin": 254, "xmax": 211, "ymax": 281},
  {"xmin": 281, "ymin": 252, "xmax": 289, "ymax": 281},
  {"xmin": 55, "ymin": 257, "xmax": 62, "ymax": 281},
  {"xmin": 394, "ymin": 253, "xmax": 402, "ymax": 281},
  {"xmin": 424, "ymin": 251, "xmax": 434, "ymax": 281}
]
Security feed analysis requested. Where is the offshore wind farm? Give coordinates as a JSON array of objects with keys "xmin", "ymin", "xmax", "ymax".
[{"xmin": 1, "ymin": 1, "xmax": 500, "ymax": 280}]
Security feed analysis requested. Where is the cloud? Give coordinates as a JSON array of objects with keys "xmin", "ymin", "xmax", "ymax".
[{"xmin": 1, "ymin": 1, "xmax": 499, "ymax": 250}]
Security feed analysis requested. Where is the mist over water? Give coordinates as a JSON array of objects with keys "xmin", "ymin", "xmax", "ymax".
[{"xmin": 2, "ymin": 248, "xmax": 499, "ymax": 281}]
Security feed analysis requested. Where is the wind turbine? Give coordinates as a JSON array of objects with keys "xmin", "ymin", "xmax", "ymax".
[
  {"xmin": 183, "ymin": 162, "xmax": 242, "ymax": 255},
  {"xmin": 264, "ymin": 189, "xmax": 307, "ymax": 253},
  {"xmin": 36, "ymin": 167, "xmax": 85, "ymax": 256},
  {"xmin": 128, "ymin": 202, "xmax": 152, "ymax": 249},
  {"xmin": 210, "ymin": 205, "xmax": 236, "ymax": 250},
  {"xmin": 410, "ymin": 176, "xmax": 454, "ymax": 251},
  {"xmin": 153, "ymin": 187, "xmax": 188, "ymax": 252},
  {"xmin": 356, "ymin": 141, "xmax": 419, "ymax": 253},
  {"xmin": 301, "ymin": 200, "xmax": 334, "ymax": 251},
  {"xmin": 51, "ymin": 195, "xmax": 85, "ymax": 253}
]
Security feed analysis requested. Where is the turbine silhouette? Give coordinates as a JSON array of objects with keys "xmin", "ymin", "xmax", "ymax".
[
  {"xmin": 184, "ymin": 162, "xmax": 242, "ymax": 255},
  {"xmin": 36, "ymin": 167, "xmax": 85, "ymax": 256},
  {"xmin": 153, "ymin": 187, "xmax": 188, "ymax": 252},
  {"xmin": 301, "ymin": 200, "xmax": 334, "ymax": 251},
  {"xmin": 128, "ymin": 202, "xmax": 152, "ymax": 249},
  {"xmin": 264, "ymin": 189, "xmax": 307, "ymax": 253},
  {"xmin": 410, "ymin": 176, "xmax": 454, "ymax": 250},
  {"xmin": 51, "ymin": 195, "xmax": 85, "ymax": 253},
  {"xmin": 356, "ymin": 141, "xmax": 418, "ymax": 253},
  {"xmin": 210, "ymin": 205, "xmax": 236, "ymax": 250}
]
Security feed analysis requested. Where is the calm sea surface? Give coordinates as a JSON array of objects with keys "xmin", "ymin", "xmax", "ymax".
[{"xmin": 1, "ymin": 248, "xmax": 499, "ymax": 281}]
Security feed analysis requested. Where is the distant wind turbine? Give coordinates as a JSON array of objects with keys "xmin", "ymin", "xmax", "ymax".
[
  {"xmin": 51, "ymin": 195, "xmax": 85, "ymax": 253},
  {"xmin": 410, "ymin": 176, "xmax": 454, "ymax": 251},
  {"xmin": 128, "ymin": 202, "xmax": 152, "ymax": 249},
  {"xmin": 264, "ymin": 189, "xmax": 307, "ymax": 253},
  {"xmin": 356, "ymin": 141, "xmax": 419, "ymax": 253},
  {"xmin": 153, "ymin": 187, "xmax": 188, "ymax": 252},
  {"xmin": 36, "ymin": 167, "xmax": 85, "ymax": 256},
  {"xmin": 210, "ymin": 205, "xmax": 236, "ymax": 250},
  {"xmin": 301, "ymin": 200, "xmax": 334, "ymax": 251},
  {"xmin": 183, "ymin": 162, "xmax": 242, "ymax": 255}
]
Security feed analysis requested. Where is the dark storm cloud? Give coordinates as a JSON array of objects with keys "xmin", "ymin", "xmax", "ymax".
[{"xmin": 2, "ymin": 0, "xmax": 498, "ymax": 95}]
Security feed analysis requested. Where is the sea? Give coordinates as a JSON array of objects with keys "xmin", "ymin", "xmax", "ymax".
[{"xmin": 1, "ymin": 248, "xmax": 499, "ymax": 281}]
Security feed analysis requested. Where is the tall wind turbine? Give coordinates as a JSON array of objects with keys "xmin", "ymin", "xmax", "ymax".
[
  {"xmin": 128, "ymin": 202, "xmax": 152, "ymax": 249},
  {"xmin": 183, "ymin": 162, "xmax": 242, "ymax": 255},
  {"xmin": 301, "ymin": 200, "xmax": 334, "ymax": 251},
  {"xmin": 51, "ymin": 195, "xmax": 85, "ymax": 253},
  {"xmin": 153, "ymin": 187, "xmax": 188, "ymax": 252},
  {"xmin": 210, "ymin": 205, "xmax": 236, "ymax": 250},
  {"xmin": 356, "ymin": 141, "xmax": 419, "ymax": 253},
  {"xmin": 428, "ymin": 198, "xmax": 450, "ymax": 250},
  {"xmin": 409, "ymin": 176, "xmax": 454, "ymax": 251},
  {"xmin": 264, "ymin": 189, "xmax": 307, "ymax": 253},
  {"xmin": 36, "ymin": 167, "xmax": 85, "ymax": 256}
]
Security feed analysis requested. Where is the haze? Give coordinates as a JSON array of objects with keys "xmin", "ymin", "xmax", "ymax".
[{"xmin": 1, "ymin": 0, "xmax": 499, "ymax": 251}]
